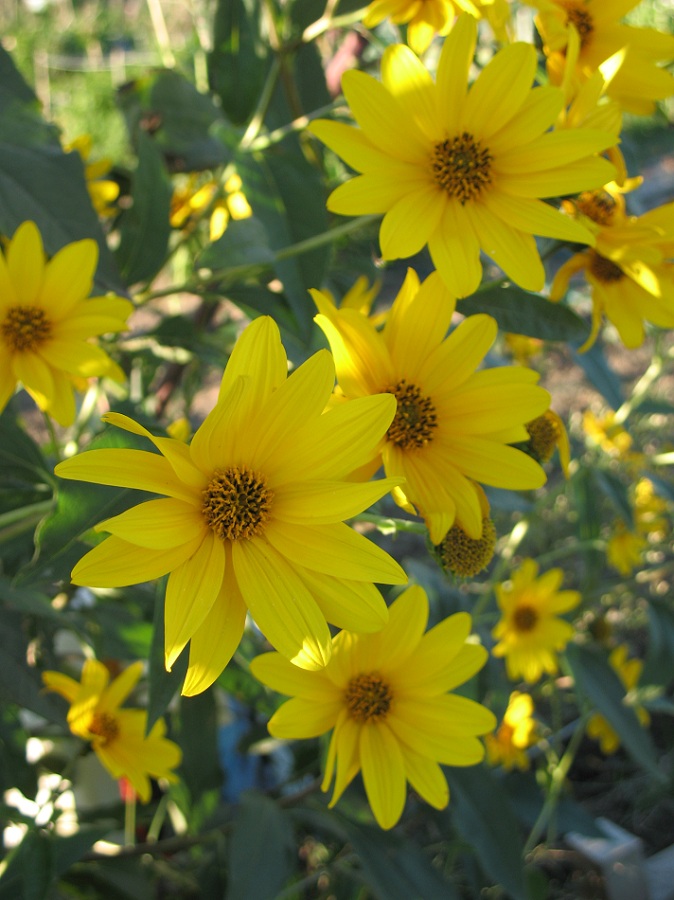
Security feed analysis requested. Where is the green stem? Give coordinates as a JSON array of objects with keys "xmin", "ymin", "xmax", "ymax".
[
  {"xmin": 534, "ymin": 538, "xmax": 606, "ymax": 568},
  {"xmin": 145, "ymin": 793, "xmax": 170, "ymax": 844},
  {"xmin": 523, "ymin": 717, "xmax": 586, "ymax": 856},
  {"xmin": 613, "ymin": 345, "xmax": 663, "ymax": 426},
  {"xmin": 349, "ymin": 512, "xmax": 427, "ymax": 534},
  {"xmin": 42, "ymin": 411, "xmax": 63, "ymax": 463},
  {"xmin": 240, "ymin": 56, "xmax": 282, "ymax": 149},
  {"xmin": 0, "ymin": 499, "xmax": 54, "ymax": 544}
]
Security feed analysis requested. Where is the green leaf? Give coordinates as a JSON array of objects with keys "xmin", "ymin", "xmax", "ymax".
[
  {"xmin": 178, "ymin": 688, "xmax": 222, "ymax": 800},
  {"xmin": 147, "ymin": 584, "xmax": 189, "ymax": 734},
  {"xmin": 642, "ymin": 598, "xmax": 674, "ymax": 688},
  {"xmin": 566, "ymin": 643, "xmax": 663, "ymax": 780},
  {"xmin": 458, "ymin": 286, "xmax": 590, "ymax": 344},
  {"xmin": 50, "ymin": 827, "xmax": 111, "ymax": 878},
  {"xmin": 445, "ymin": 764, "xmax": 528, "ymax": 900},
  {"xmin": 226, "ymin": 792, "xmax": 295, "ymax": 900},
  {"xmin": 235, "ymin": 142, "xmax": 329, "ymax": 339},
  {"xmin": 0, "ymin": 46, "xmax": 127, "ymax": 297},
  {"xmin": 115, "ymin": 131, "xmax": 172, "ymax": 285},
  {"xmin": 29, "ymin": 426, "xmax": 153, "ymax": 583},
  {"xmin": 594, "ymin": 469, "xmax": 633, "ymax": 527},
  {"xmin": 0, "ymin": 612, "xmax": 64, "ymax": 721},
  {"xmin": 118, "ymin": 69, "xmax": 231, "ymax": 171},
  {"xmin": 572, "ymin": 342, "xmax": 623, "ymax": 410},
  {"xmin": 197, "ymin": 215, "xmax": 275, "ymax": 273},
  {"xmin": 209, "ymin": 0, "xmax": 271, "ymax": 126},
  {"xmin": 337, "ymin": 815, "xmax": 459, "ymax": 900}
]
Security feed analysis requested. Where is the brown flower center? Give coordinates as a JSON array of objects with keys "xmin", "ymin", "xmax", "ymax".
[
  {"xmin": 88, "ymin": 712, "xmax": 120, "ymax": 746},
  {"xmin": 436, "ymin": 516, "xmax": 497, "ymax": 578},
  {"xmin": 385, "ymin": 379, "xmax": 437, "ymax": 451},
  {"xmin": 575, "ymin": 190, "xmax": 617, "ymax": 226},
  {"xmin": 588, "ymin": 252, "xmax": 625, "ymax": 284},
  {"xmin": 431, "ymin": 132, "xmax": 492, "ymax": 205},
  {"xmin": 202, "ymin": 465, "xmax": 273, "ymax": 541},
  {"xmin": 344, "ymin": 672, "xmax": 393, "ymax": 723},
  {"xmin": 513, "ymin": 604, "xmax": 538, "ymax": 633},
  {"xmin": 564, "ymin": 2, "xmax": 594, "ymax": 48},
  {"xmin": 526, "ymin": 412, "xmax": 561, "ymax": 464},
  {"xmin": 1, "ymin": 305, "xmax": 52, "ymax": 352}
]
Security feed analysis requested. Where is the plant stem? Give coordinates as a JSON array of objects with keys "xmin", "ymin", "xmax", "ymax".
[{"xmin": 349, "ymin": 512, "xmax": 427, "ymax": 534}]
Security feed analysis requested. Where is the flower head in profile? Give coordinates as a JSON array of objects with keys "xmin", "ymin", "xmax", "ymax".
[
  {"xmin": 55, "ymin": 317, "xmax": 406, "ymax": 696},
  {"xmin": 170, "ymin": 173, "xmax": 252, "ymax": 242},
  {"xmin": 65, "ymin": 135, "xmax": 120, "ymax": 218},
  {"xmin": 433, "ymin": 483, "xmax": 496, "ymax": 577},
  {"xmin": 524, "ymin": 409, "xmax": 571, "ymax": 477},
  {"xmin": 0, "ymin": 221, "xmax": 132, "ymax": 425},
  {"xmin": 492, "ymin": 558, "xmax": 581, "ymax": 683},
  {"xmin": 485, "ymin": 691, "xmax": 537, "ymax": 771},
  {"xmin": 586, "ymin": 644, "xmax": 650, "ymax": 754},
  {"xmin": 550, "ymin": 189, "xmax": 674, "ymax": 349},
  {"xmin": 310, "ymin": 14, "xmax": 614, "ymax": 297},
  {"xmin": 314, "ymin": 268, "xmax": 549, "ymax": 544},
  {"xmin": 43, "ymin": 660, "xmax": 181, "ymax": 802},
  {"xmin": 529, "ymin": 0, "xmax": 674, "ymax": 116},
  {"xmin": 251, "ymin": 585, "xmax": 495, "ymax": 830}
]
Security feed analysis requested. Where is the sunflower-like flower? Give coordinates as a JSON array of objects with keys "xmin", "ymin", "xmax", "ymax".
[
  {"xmin": 170, "ymin": 173, "xmax": 252, "ymax": 241},
  {"xmin": 43, "ymin": 660, "xmax": 181, "ymax": 802},
  {"xmin": 314, "ymin": 268, "xmax": 549, "ymax": 543},
  {"xmin": 485, "ymin": 691, "xmax": 537, "ymax": 771},
  {"xmin": 55, "ymin": 317, "xmax": 406, "ymax": 696},
  {"xmin": 492, "ymin": 558, "xmax": 581, "ymax": 683},
  {"xmin": 529, "ymin": 0, "xmax": 674, "ymax": 116},
  {"xmin": 586, "ymin": 644, "xmax": 650, "ymax": 754},
  {"xmin": 550, "ymin": 187, "xmax": 674, "ymax": 349},
  {"xmin": 251, "ymin": 584, "xmax": 495, "ymax": 830},
  {"xmin": 0, "ymin": 221, "xmax": 132, "ymax": 425},
  {"xmin": 433, "ymin": 483, "xmax": 496, "ymax": 577},
  {"xmin": 65, "ymin": 135, "xmax": 120, "ymax": 218},
  {"xmin": 524, "ymin": 409, "xmax": 571, "ymax": 477},
  {"xmin": 310, "ymin": 14, "xmax": 615, "ymax": 298}
]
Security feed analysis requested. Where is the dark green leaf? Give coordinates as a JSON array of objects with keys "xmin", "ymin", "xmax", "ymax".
[
  {"xmin": 0, "ymin": 409, "xmax": 50, "ymax": 484},
  {"xmin": 566, "ymin": 643, "xmax": 663, "ymax": 780},
  {"xmin": 118, "ymin": 69, "xmax": 230, "ymax": 171},
  {"xmin": 572, "ymin": 342, "xmax": 623, "ymax": 410},
  {"xmin": 338, "ymin": 815, "xmax": 459, "ymax": 900},
  {"xmin": 147, "ymin": 584, "xmax": 189, "ymax": 733},
  {"xmin": 209, "ymin": 0, "xmax": 271, "ymax": 126},
  {"xmin": 0, "ymin": 47, "xmax": 127, "ymax": 297},
  {"xmin": 458, "ymin": 286, "xmax": 590, "ymax": 344},
  {"xmin": 642, "ymin": 598, "xmax": 674, "ymax": 687},
  {"xmin": 50, "ymin": 827, "xmax": 111, "ymax": 878},
  {"xmin": 0, "ymin": 613, "xmax": 64, "ymax": 721},
  {"xmin": 179, "ymin": 688, "xmax": 222, "ymax": 799},
  {"xmin": 115, "ymin": 131, "xmax": 172, "ymax": 285},
  {"xmin": 197, "ymin": 215, "xmax": 275, "ymax": 273},
  {"xmin": 445, "ymin": 764, "xmax": 527, "ymax": 900},
  {"xmin": 226, "ymin": 792, "xmax": 295, "ymax": 900}
]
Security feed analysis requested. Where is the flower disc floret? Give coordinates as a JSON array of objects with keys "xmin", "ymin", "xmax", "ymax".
[
  {"xmin": 55, "ymin": 317, "xmax": 407, "ymax": 696},
  {"xmin": 436, "ymin": 516, "xmax": 497, "ymax": 578}
]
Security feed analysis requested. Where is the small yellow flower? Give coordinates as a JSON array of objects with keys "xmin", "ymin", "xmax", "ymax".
[
  {"xmin": 485, "ymin": 691, "xmax": 537, "ymax": 771},
  {"xmin": 606, "ymin": 522, "xmax": 646, "ymax": 576},
  {"xmin": 529, "ymin": 0, "xmax": 674, "ymax": 116},
  {"xmin": 170, "ymin": 173, "xmax": 252, "ymax": 241},
  {"xmin": 492, "ymin": 558, "xmax": 581, "ymax": 683},
  {"xmin": 55, "ymin": 317, "xmax": 406, "ymax": 696},
  {"xmin": 314, "ymin": 268, "xmax": 549, "ymax": 544},
  {"xmin": 0, "ymin": 221, "xmax": 132, "ymax": 425},
  {"xmin": 65, "ymin": 135, "xmax": 120, "ymax": 217},
  {"xmin": 634, "ymin": 477, "xmax": 669, "ymax": 538},
  {"xmin": 251, "ymin": 585, "xmax": 495, "ymax": 830},
  {"xmin": 310, "ymin": 14, "xmax": 614, "ymax": 298},
  {"xmin": 582, "ymin": 410, "xmax": 632, "ymax": 458},
  {"xmin": 363, "ymin": 0, "xmax": 473, "ymax": 56},
  {"xmin": 586, "ymin": 644, "xmax": 650, "ymax": 754},
  {"xmin": 43, "ymin": 660, "xmax": 181, "ymax": 802},
  {"xmin": 504, "ymin": 333, "xmax": 543, "ymax": 366}
]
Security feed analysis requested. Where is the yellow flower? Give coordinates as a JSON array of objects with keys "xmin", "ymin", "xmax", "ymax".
[
  {"xmin": 313, "ymin": 268, "xmax": 549, "ymax": 544},
  {"xmin": 485, "ymin": 691, "xmax": 537, "ymax": 771},
  {"xmin": 492, "ymin": 558, "xmax": 580, "ymax": 683},
  {"xmin": 504, "ymin": 333, "xmax": 543, "ymax": 366},
  {"xmin": 170, "ymin": 173, "xmax": 252, "ymax": 242},
  {"xmin": 42, "ymin": 660, "xmax": 181, "ymax": 802},
  {"xmin": 525, "ymin": 409, "xmax": 571, "ymax": 477},
  {"xmin": 582, "ymin": 409, "xmax": 633, "ymax": 458},
  {"xmin": 634, "ymin": 477, "xmax": 669, "ymax": 538},
  {"xmin": 434, "ymin": 512, "xmax": 497, "ymax": 578},
  {"xmin": 606, "ymin": 522, "xmax": 646, "ymax": 576},
  {"xmin": 251, "ymin": 585, "xmax": 495, "ymax": 830},
  {"xmin": 55, "ymin": 317, "xmax": 406, "ymax": 696},
  {"xmin": 363, "ymin": 0, "xmax": 476, "ymax": 56},
  {"xmin": 65, "ymin": 135, "xmax": 120, "ymax": 218},
  {"xmin": 550, "ymin": 189, "xmax": 674, "ymax": 349},
  {"xmin": 529, "ymin": 0, "xmax": 674, "ymax": 116},
  {"xmin": 586, "ymin": 644, "xmax": 650, "ymax": 754},
  {"xmin": 0, "ymin": 221, "xmax": 132, "ymax": 426},
  {"xmin": 310, "ymin": 15, "xmax": 614, "ymax": 298}
]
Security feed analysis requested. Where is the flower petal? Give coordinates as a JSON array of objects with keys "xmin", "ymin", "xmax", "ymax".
[
  {"xmin": 71, "ymin": 533, "xmax": 204, "ymax": 587},
  {"xmin": 360, "ymin": 723, "xmax": 407, "ymax": 829},
  {"xmin": 96, "ymin": 498, "xmax": 206, "ymax": 549}
]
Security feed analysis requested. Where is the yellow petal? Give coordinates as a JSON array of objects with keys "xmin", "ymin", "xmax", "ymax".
[
  {"xmin": 268, "ymin": 696, "xmax": 342, "ymax": 739},
  {"xmin": 39, "ymin": 239, "xmax": 97, "ymax": 318},
  {"xmin": 360, "ymin": 723, "xmax": 407, "ymax": 829},
  {"xmin": 401, "ymin": 744, "xmax": 449, "ymax": 809},
  {"xmin": 273, "ymin": 477, "xmax": 402, "ymax": 525},
  {"xmin": 71, "ymin": 533, "xmax": 204, "ymax": 587},
  {"xmin": 465, "ymin": 42, "xmax": 536, "ymax": 138},
  {"xmin": 6, "ymin": 221, "xmax": 45, "ymax": 305},
  {"xmin": 96, "ymin": 498, "xmax": 205, "ymax": 549}
]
